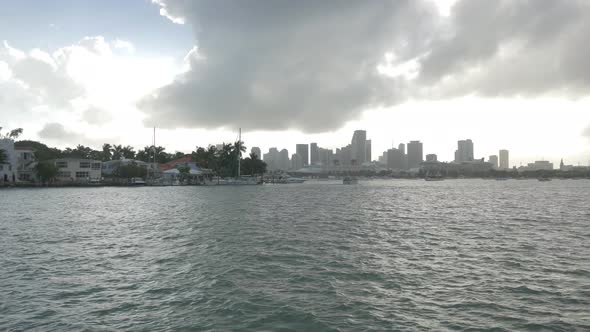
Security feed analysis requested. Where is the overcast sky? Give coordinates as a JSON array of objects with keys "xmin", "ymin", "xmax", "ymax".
[{"xmin": 1, "ymin": 0, "xmax": 590, "ymax": 166}]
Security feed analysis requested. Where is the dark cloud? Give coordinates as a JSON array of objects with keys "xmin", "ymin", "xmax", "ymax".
[
  {"xmin": 143, "ymin": 0, "xmax": 590, "ymax": 132},
  {"xmin": 418, "ymin": 0, "xmax": 590, "ymax": 97},
  {"xmin": 141, "ymin": 0, "xmax": 438, "ymax": 132}
]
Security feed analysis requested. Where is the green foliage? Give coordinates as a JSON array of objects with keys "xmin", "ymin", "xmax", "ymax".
[
  {"xmin": 15, "ymin": 140, "xmax": 62, "ymax": 161},
  {"xmin": 114, "ymin": 163, "xmax": 147, "ymax": 179},
  {"xmin": 241, "ymin": 152, "xmax": 267, "ymax": 176},
  {"xmin": 34, "ymin": 162, "xmax": 59, "ymax": 184}
]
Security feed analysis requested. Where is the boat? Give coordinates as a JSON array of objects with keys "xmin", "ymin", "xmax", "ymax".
[
  {"xmin": 215, "ymin": 128, "xmax": 262, "ymax": 186},
  {"xmin": 424, "ymin": 170, "xmax": 444, "ymax": 181},
  {"xmin": 129, "ymin": 177, "xmax": 146, "ymax": 186},
  {"xmin": 538, "ymin": 177, "xmax": 552, "ymax": 182},
  {"xmin": 342, "ymin": 176, "xmax": 358, "ymax": 185},
  {"xmin": 495, "ymin": 177, "xmax": 511, "ymax": 181}
]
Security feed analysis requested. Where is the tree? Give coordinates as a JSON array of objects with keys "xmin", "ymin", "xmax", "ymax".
[
  {"xmin": 111, "ymin": 144, "xmax": 124, "ymax": 160},
  {"xmin": 102, "ymin": 144, "xmax": 112, "ymax": 161},
  {"xmin": 121, "ymin": 145, "xmax": 136, "ymax": 159},
  {"xmin": 0, "ymin": 127, "xmax": 23, "ymax": 139},
  {"xmin": 34, "ymin": 162, "xmax": 59, "ymax": 184},
  {"xmin": 114, "ymin": 162, "xmax": 147, "ymax": 179}
]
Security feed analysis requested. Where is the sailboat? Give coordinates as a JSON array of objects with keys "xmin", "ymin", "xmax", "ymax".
[{"xmin": 216, "ymin": 128, "xmax": 262, "ymax": 185}]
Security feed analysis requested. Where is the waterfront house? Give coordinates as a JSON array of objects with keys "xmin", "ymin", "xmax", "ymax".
[
  {"xmin": 54, "ymin": 158, "xmax": 102, "ymax": 183},
  {"xmin": 0, "ymin": 138, "xmax": 17, "ymax": 184},
  {"xmin": 15, "ymin": 146, "xmax": 37, "ymax": 182}
]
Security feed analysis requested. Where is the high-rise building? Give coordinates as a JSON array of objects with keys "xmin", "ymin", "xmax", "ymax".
[
  {"xmin": 310, "ymin": 143, "xmax": 319, "ymax": 165},
  {"xmin": 351, "ymin": 130, "xmax": 367, "ymax": 164},
  {"xmin": 499, "ymin": 150, "xmax": 509, "ymax": 170},
  {"xmin": 279, "ymin": 149, "xmax": 290, "ymax": 170},
  {"xmin": 406, "ymin": 141, "xmax": 423, "ymax": 169},
  {"xmin": 426, "ymin": 154, "xmax": 437, "ymax": 162},
  {"xmin": 296, "ymin": 144, "xmax": 309, "ymax": 166},
  {"xmin": 488, "ymin": 155, "xmax": 499, "ymax": 169},
  {"xmin": 398, "ymin": 143, "xmax": 405, "ymax": 155},
  {"xmin": 250, "ymin": 147, "xmax": 261, "ymax": 159},
  {"xmin": 499, "ymin": 150, "xmax": 509, "ymax": 169},
  {"xmin": 387, "ymin": 148, "xmax": 405, "ymax": 170},
  {"xmin": 291, "ymin": 153, "xmax": 303, "ymax": 170},
  {"xmin": 455, "ymin": 139, "xmax": 474, "ymax": 163},
  {"xmin": 365, "ymin": 140, "xmax": 372, "ymax": 163}
]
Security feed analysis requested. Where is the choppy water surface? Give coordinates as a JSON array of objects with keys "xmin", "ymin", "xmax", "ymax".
[{"xmin": 1, "ymin": 179, "xmax": 589, "ymax": 331}]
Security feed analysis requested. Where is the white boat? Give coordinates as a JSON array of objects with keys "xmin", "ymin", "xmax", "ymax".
[
  {"xmin": 343, "ymin": 176, "xmax": 358, "ymax": 185},
  {"xmin": 129, "ymin": 177, "xmax": 146, "ymax": 186}
]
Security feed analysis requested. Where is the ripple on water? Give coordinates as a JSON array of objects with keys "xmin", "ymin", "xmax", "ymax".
[{"xmin": 1, "ymin": 180, "xmax": 589, "ymax": 331}]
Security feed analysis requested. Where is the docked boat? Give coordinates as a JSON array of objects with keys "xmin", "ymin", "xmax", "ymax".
[
  {"xmin": 538, "ymin": 177, "xmax": 552, "ymax": 182},
  {"xmin": 129, "ymin": 177, "xmax": 146, "ymax": 186},
  {"xmin": 214, "ymin": 128, "xmax": 262, "ymax": 186},
  {"xmin": 343, "ymin": 176, "xmax": 358, "ymax": 185}
]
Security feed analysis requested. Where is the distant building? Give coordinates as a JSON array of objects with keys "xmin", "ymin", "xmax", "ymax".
[
  {"xmin": 351, "ymin": 130, "xmax": 367, "ymax": 164},
  {"xmin": 296, "ymin": 144, "xmax": 309, "ymax": 166},
  {"xmin": 55, "ymin": 158, "xmax": 102, "ymax": 183},
  {"xmin": 0, "ymin": 138, "xmax": 17, "ymax": 184},
  {"xmin": 319, "ymin": 147, "xmax": 333, "ymax": 166},
  {"xmin": 455, "ymin": 139, "xmax": 474, "ymax": 163},
  {"xmin": 499, "ymin": 150, "xmax": 509, "ymax": 170},
  {"xmin": 279, "ymin": 149, "xmax": 290, "ymax": 170},
  {"xmin": 488, "ymin": 155, "xmax": 499, "ymax": 169},
  {"xmin": 365, "ymin": 140, "xmax": 372, "ymax": 163},
  {"xmin": 406, "ymin": 141, "xmax": 423, "ymax": 169},
  {"xmin": 560, "ymin": 159, "xmax": 575, "ymax": 172},
  {"xmin": 250, "ymin": 147, "xmax": 261, "ymax": 159},
  {"xmin": 310, "ymin": 143, "xmax": 319, "ymax": 165},
  {"xmin": 291, "ymin": 153, "xmax": 303, "ymax": 170},
  {"xmin": 519, "ymin": 160, "xmax": 553, "ymax": 172},
  {"xmin": 426, "ymin": 154, "xmax": 437, "ymax": 162},
  {"xmin": 387, "ymin": 148, "xmax": 405, "ymax": 170}
]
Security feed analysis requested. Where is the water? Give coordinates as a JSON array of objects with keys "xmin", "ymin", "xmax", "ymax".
[{"xmin": 1, "ymin": 179, "xmax": 589, "ymax": 331}]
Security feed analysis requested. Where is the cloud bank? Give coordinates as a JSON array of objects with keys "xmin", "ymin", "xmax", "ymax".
[{"xmin": 142, "ymin": 0, "xmax": 590, "ymax": 133}]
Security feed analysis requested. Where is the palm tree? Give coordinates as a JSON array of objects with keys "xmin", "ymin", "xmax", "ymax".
[
  {"xmin": 121, "ymin": 145, "xmax": 136, "ymax": 159},
  {"xmin": 111, "ymin": 144, "xmax": 124, "ymax": 160},
  {"xmin": 102, "ymin": 143, "xmax": 112, "ymax": 161}
]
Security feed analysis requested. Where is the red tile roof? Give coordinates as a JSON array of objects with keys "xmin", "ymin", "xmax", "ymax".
[{"xmin": 160, "ymin": 156, "xmax": 192, "ymax": 171}]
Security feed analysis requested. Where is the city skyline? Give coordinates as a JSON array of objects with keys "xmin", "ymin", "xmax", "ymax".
[{"xmin": 1, "ymin": 0, "xmax": 589, "ymax": 168}]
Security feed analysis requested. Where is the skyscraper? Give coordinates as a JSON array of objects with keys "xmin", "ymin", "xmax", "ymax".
[
  {"xmin": 455, "ymin": 139, "xmax": 474, "ymax": 162},
  {"xmin": 499, "ymin": 150, "xmax": 509, "ymax": 170},
  {"xmin": 406, "ymin": 141, "xmax": 423, "ymax": 169},
  {"xmin": 310, "ymin": 143, "xmax": 319, "ymax": 165},
  {"xmin": 251, "ymin": 147, "xmax": 261, "ymax": 159},
  {"xmin": 365, "ymin": 140, "xmax": 372, "ymax": 163},
  {"xmin": 385, "ymin": 148, "xmax": 402, "ymax": 169},
  {"xmin": 296, "ymin": 144, "xmax": 309, "ymax": 166},
  {"xmin": 291, "ymin": 153, "xmax": 303, "ymax": 170},
  {"xmin": 351, "ymin": 130, "xmax": 367, "ymax": 164},
  {"xmin": 488, "ymin": 155, "xmax": 499, "ymax": 169}
]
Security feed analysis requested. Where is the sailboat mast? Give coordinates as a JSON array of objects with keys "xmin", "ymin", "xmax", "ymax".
[{"xmin": 237, "ymin": 128, "xmax": 241, "ymax": 178}]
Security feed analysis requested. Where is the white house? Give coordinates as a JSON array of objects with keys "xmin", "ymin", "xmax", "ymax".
[
  {"xmin": 55, "ymin": 158, "xmax": 102, "ymax": 183},
  {"xmin": 15, "ymin": 146, "xmax": 37, "ymax": 181},
  {"xmin": 0, "ymin": 138, "xmax": 17, "ymax": 184}
]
